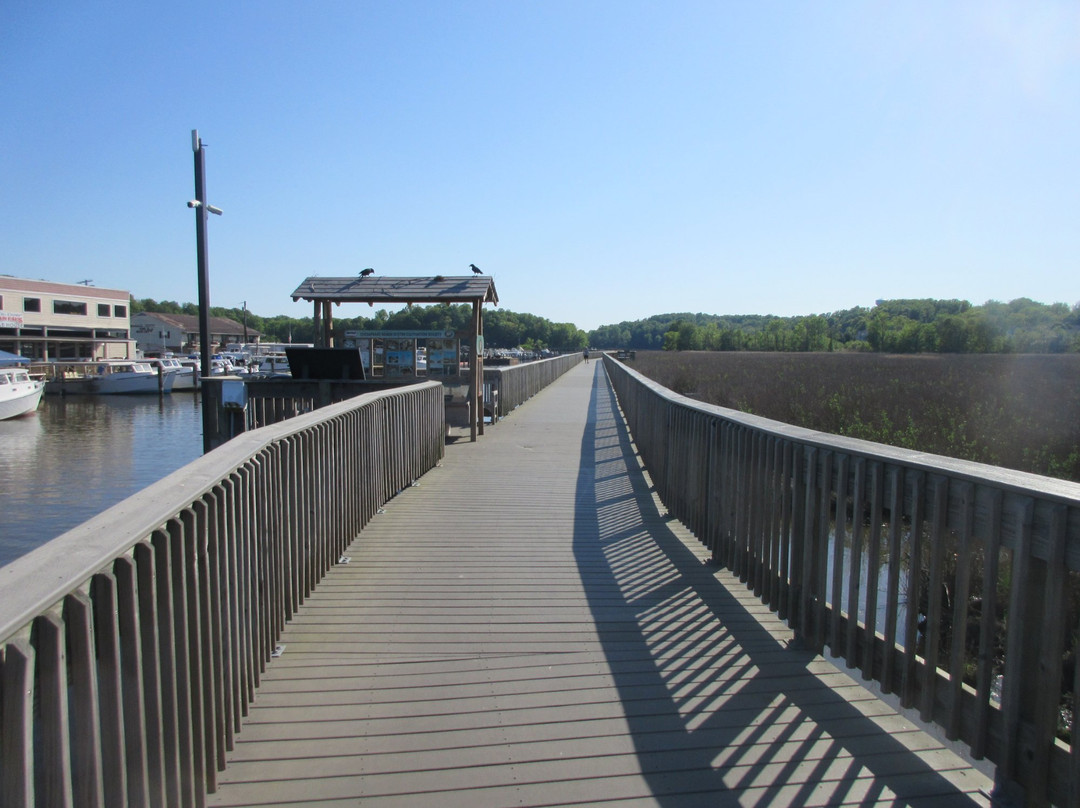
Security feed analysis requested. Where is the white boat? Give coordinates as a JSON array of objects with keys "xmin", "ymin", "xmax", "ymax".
[
  {"xmin": 88, "ymin": 361, "xmax": 175, "ymax": 395},
  {"xmin": 147, "ymin": 357, "xmax": 196, "ymax": 391},
  {"xmin": 44, "ymin": 360, "xmax": 175, "ymax": 395},
  {"xmin": 254, "ymin": 353, "xmax": 291, "ymax": 376},
  {"xmin": 210, "ymin": 358, "xmax": 248, "ymax": 376},
  {"xmin": 0, "ymin": 367, "xmax": 45, "ymax": 420}
]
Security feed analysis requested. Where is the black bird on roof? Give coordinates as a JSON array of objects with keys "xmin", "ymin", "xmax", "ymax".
[
  {"xmin": 359, "ymin": 267, "xmax": 375, "ymax": 277},
  {"xmin": 469, "ymin": 264, "xmax": 482, "ymax": 274}
]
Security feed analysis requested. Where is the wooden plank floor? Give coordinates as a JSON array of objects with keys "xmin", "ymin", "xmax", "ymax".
[{"xmin": 208, "ymin": 362, "xmax": 995, "ymax": 807}]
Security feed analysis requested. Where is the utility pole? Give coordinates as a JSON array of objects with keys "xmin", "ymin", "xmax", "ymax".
[{"xmin": 189, "ymin": 129, "xmax": 223, "ymax": 453}]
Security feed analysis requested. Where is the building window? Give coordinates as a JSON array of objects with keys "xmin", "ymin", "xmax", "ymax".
[
  {"xmin": 114, "ymin": 305, "xmax": 127, "ymax": 318},
  {"xmin": 53, "ymin": 300, "xmax": 88, "ymax": 316},
  {"xmin": 24, "ymin": 298, "xmax": 41, "ymax": 312},
  {"xmin": 98, "ymin": 303, "xmax": 111, "ymax": 317}
]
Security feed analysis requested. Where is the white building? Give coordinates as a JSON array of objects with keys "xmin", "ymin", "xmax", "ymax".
[{"xmin": 0, "ymin": 276, "xmax": 135, "ymax": 360}]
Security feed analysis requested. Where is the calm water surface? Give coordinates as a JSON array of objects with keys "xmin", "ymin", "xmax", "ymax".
[{"xmin": 0, "ymin": 394, "xmax": 203, "ymax": 567}]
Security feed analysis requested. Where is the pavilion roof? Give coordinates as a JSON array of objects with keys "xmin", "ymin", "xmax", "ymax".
[{"xmin": 291, "ymin": 275, "xmax": 498, "ymax": 306}]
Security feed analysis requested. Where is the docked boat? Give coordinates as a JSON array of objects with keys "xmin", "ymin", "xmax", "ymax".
[
  {"xmin": 147, "ymin": 356, "xmax": 196, "ymax": 391},
  {"xmin": 0, "ymin": 367, "xmax": 45, "ymax": 420},
  {"xmin": 254, "ymin": 353, "xmax": 291, "ymax": 376},
  {"xmin": 44, "ymin": 360, "xmax": 175, "ymax": 395}
]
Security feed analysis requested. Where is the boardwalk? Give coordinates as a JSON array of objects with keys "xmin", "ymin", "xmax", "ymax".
[{"xmin": 209, "ymin": 363, "xmax": 994, "ymax": 807}]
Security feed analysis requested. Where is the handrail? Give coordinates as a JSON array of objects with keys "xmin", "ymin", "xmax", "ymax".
[
  {"xmin": 603, "ymin": 354, "xmax": 1080, "ymax": 808},
  {"xmin": 0, "ymin": 381, "xmax": 445, "ymax": 807},
  {"xmin": 484, "ymin": 352, "xmax": 583, "ymax": 417}
]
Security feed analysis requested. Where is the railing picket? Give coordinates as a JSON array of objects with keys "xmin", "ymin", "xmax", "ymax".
[
  {"xmin": 32, "ymin": 612, "xmax": 73, "ymax": 807},
  {"xmin": 90, "ymin": 572, "xmax": 129, "ymax": 806},
  {"xmin": 862, "ymin": 461, "xmax": 884, "ymax": 682},
  {"xmin": 901, "ymin": 471, "xmax": 926, "ymax": 710},
  {"xmin": 778, "ymin": 440, "xmax": 793, "ymax": 622},
  {"xmin": 152, "ymin": 526, "xmax": 193, "ymax": 808},
  {"xmin": 1, "ymin": 638, "xmax": 35, "ymax": 808},
  {"xmin": 1031, "ymin": 505, "xmax": 1068, "ymax": 801},
  {"xmin": 1000, "ymin": 498, "xmax": 1034, "ymax": 785},
  {"xmin": 197, "ymin": 496, "xmax": 227, "ymax": 779},
  {"xmin": 89, "ymin": 570, "xmax": 129, "ymax": 803},
  {"xmin": 113, "ymin": 555, "xmax": 154, "ymax": 807},
  {"xmin": 788, "ymin": 443, "xmax": 806, "ymax": 630},
  {"xmin": 881, "ymin": 466, "xmax": 904, "ymax": 695},
  {"xmin": 813, "ymin": 450, "xmax": 832, "ymax": 654},
  {"xmin": 749, "ymin": 431, "xmax": 765, "ymax": 596},
  {"xmin": 180, "ymin": 508, "xmax": 211, "ymax": 804},
  {"xmin": 946, "ymin": 482, "xmax": 976, "ymax": 740},
  {"xmin": 63, "ymin": 590, "xmax": 105, "ymax": 808},
  {"xmin": 845, "ymin": 457, "xmax": 866, "ymax": 668},
  {"xmin": 972, "ymin": 486, "xmax": 1003, "ymax": 758},
  {"xmin": 764, "ymin": 435, "xmax": 780, "ymax": 610},
  {"xmin": 922, "ymin": 477, "xmax": 949, "ymax": 725},
  {"xmin": 799, "ymin": 446, "xmax": 818, "ymax": 645},
  {"xmin": 829, "ymin": 453, "xmax": 849, "ymax": 657},
  {"xmin": 218, "ymin": 479, "xmax": 243, "ymax": 736},
  {"xmin": 135, "ymin": 538, "xmax": 176, "ymax": 808}
]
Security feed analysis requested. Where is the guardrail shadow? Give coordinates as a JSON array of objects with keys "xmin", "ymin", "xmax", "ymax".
[{"xmin": 572, "ymin": 363, "xmax": 989, "ymax": 806}]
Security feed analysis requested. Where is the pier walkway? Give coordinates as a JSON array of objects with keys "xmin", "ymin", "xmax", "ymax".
[{"xmin": 208, "ymin": 362, "xmax": 994, "ymax": 807}]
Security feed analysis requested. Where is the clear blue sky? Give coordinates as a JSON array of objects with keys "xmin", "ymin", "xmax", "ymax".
[{"xmin": 2, "ymin": 1, "xmax": 1077, "ymax": 332}]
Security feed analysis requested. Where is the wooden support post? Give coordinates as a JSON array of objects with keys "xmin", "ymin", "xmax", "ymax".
[
  {"xmin": 323, "ymin": 301, "xmax": 334, "ymax": 348},
  {"xmin": 470, "ymin": 300, "xmax": 481, "ymax": 442}
]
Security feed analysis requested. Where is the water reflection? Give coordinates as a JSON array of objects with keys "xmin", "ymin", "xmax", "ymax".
[{"xmin": 0, "ymin": 394, "xmax": 203, "ymax": 567}]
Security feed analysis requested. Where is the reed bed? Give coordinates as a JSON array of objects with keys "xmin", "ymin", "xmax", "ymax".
[{"xmin": 629, "ymin": 351, "xmax": 1080, "ymax": 483}]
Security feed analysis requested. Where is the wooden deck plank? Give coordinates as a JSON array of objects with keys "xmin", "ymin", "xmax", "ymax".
[{"xmin": 208, "ymin": 363, "xmax": 994, "ymax": 807}]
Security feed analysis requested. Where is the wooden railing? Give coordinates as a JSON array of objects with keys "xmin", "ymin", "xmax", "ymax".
[
  {"xmin": 0, "ymin": 381, "xmax": 445, "ymax": 808},
  {"xmin": 484, "ymin": 352, "xmax": 583, "ymax": 418},
  {"xmin": 604, "ymin": 355, "xmax": 1080, "ymax": 808}
]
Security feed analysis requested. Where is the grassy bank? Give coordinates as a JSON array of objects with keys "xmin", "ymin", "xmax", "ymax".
[{"xmin": 627, "ymin": 351, "xmax": 1080, "ymax": 483}]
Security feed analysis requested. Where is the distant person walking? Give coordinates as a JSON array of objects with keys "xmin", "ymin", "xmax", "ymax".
[{"xmin": 583, "ymin": 348, "xmax": 590, "ymax": 364}]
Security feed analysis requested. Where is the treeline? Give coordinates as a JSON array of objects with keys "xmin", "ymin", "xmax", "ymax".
[
  {"xmin": 587, "ymin": 298, "xmax": 1080, "ymax": 354},
  {"xmin": 129, "ymin": 299, "xmax": 588, "ymax": 352}
]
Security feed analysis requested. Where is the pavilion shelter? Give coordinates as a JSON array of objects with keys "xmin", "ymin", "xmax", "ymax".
[{"xmin": 290, "ymin": 275, "xmax": 499, "ymax": 441}]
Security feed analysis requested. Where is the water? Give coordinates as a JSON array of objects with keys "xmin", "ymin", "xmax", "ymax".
[{"xmin": 0, "ymin": 394, "xmax": 204, "ymax": 568}]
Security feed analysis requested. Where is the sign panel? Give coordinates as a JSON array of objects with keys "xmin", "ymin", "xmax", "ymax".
[
  {"xmin": 344, "ymin": 329, "xmax": 455, "ymax": 340},
  {"xmin": 0, "ymin": 311, "xmax": 24, "ymax": 328}
]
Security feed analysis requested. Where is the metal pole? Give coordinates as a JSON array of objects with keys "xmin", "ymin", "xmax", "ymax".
[{"xmin": 192, "ymin": 129, "xmax": 213, "ymax": 452}]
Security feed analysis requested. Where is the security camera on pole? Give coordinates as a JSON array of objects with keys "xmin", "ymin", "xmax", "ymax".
[{"xmin": 189, "ymin": 129, "xmax": 223, "ymax": 453}]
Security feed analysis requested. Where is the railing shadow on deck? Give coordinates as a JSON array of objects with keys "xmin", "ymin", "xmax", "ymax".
[
  {"xmin": 574, "ymin": 365, "xmax": 990, "ymax": 805},
  {"xmin": 602, "ymin": 354, "xmax": 1080, "ymax": 808}
]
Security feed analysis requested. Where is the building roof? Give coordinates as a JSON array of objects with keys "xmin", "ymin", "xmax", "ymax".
[
  {"xmin": 291, "ymin": 275, "xmax": 499, "ymax": 306},
  {"xmin": 133, "ymin": 311, "xmax": 261, "ymax": 337},
  {"xmin": 0, "ymin": 275, "xmax": 129, "ymax": 301}
]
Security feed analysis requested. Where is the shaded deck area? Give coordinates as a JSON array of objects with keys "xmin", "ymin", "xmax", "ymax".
[{"xmin": 208, "ymin": 362, "xmax": 994, "ymax": 807}]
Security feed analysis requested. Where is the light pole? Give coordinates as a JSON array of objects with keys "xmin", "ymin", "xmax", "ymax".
[{"xmin": 189, "ymin": 129, "xmax": 223, "ymax": 453}]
